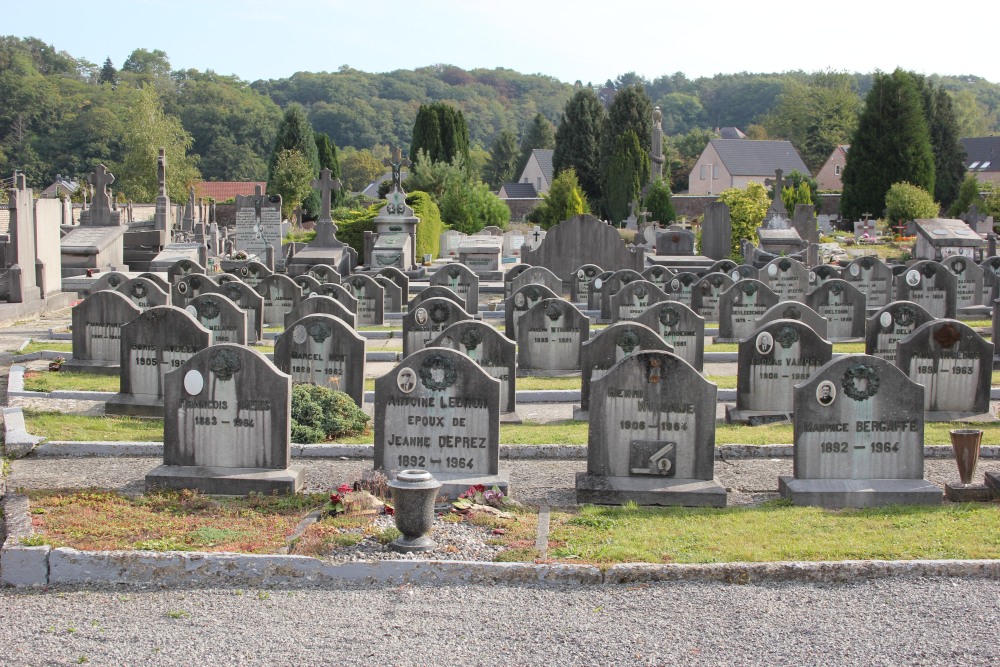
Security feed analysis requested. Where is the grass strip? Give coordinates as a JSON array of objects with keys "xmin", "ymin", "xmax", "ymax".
[
  {"xmin": 547, "ymin": 501, "xmax": 1000, "ymax": 564},
  {"xmin": 22, "ymin": 371, "xmax": 119, "ymax": 393},
  {"xmin": 11, "ymin": 341, "xmax": 73, "ymax": 355},
  {"xmin": 23, "ymin": 411, "xmax": 164, "ymax": 442}
]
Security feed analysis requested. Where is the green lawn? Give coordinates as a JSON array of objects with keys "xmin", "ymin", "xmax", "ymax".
[
  {"xmin": 22, "ymin": 371, "xmax": 119, "ymax": 393},
  {"xmin": 23, "ymin": 411, "xmax": 163, "ymax": 441},
  {"xmin": 10, "ymin": 341, "xmax": 73, "ymax": 355}
]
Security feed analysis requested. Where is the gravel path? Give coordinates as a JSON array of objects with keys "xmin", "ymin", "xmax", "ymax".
[{"xmin": 0, "ymin": 579, "xmax": 997, "ymax": 666}]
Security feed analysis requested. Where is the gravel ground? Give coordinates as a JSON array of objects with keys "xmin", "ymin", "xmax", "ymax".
[{"xmin": 0, "ymin": 579, "xmax": 997, "ymax": 666}]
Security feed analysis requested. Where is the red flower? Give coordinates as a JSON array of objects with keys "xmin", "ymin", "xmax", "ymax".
[
  {"xmin": 337, "ymin": 483, "xmax": 352, "ymax": 494},
  {"xmin": 384, "ymin": 505, "xmax": 395, "ymax": 516},
  {"xmin": 329, "ymin": 492, "xmax": 342, "ymax": 503}
]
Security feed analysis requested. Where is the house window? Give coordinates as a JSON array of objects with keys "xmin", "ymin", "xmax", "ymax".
[
  {"xmin": 835, "ymin": 164, "xmax": 841, "ymax": 176},
  {"xmin": 700, "ymin": 165, "xmax": 707, "ymax": 180},
  {"xmin": 712, "ymin": 165, "xmax": 718, "ymax": 179},
  {"xmin": 537, "ymin": 177, "xmax": 542, "ymax": 190}
]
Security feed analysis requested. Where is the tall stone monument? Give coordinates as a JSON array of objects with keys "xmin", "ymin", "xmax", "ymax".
[
  {"xmin": 286, "ymin": 168, "xmax": 356, "ymax": 276},
  {"xmin": 60, "ymin": 164, "xmax": 126, "ymax": 276},
  {"xmin": 364, "ymin": 147, "xmax": 422, "ymax": 276}
]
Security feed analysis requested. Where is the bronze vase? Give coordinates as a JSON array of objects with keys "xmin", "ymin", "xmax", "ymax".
[{"xmin": 949, "ymin": 429, "xmax": 983, "ymax": 486}]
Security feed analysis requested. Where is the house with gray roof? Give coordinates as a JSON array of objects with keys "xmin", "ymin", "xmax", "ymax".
[
  {"xmin": 518, "ymin": 149, "xmax": 554, "ymax": 194},
  {"xmin": 959, "ymin": 136, "xmax": 1000, "ymax": 186},
  {"xmin": 688, "ymin": 139, "xmax": 810, "ymax": 195}
]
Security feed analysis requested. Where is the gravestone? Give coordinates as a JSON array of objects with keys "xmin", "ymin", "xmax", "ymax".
[
  {"xmin": 576, "ymin": 351, "xmax": 725, "ymax": 506},
  {"xmin": 599, "ymin": 269, "xmax": 645, "ymax": 320},
  {"xmin": 60, "ymin": 165, "xmax": 126, "ymax": 276},
  {"xmin": 371, "ymin": 232, "xmax": 410, "ymax": 271},
  {"xmin": 136, "ymin": 272, "xmax": 171, "ymax": 294},
  {"xmin": 521, "ymin": 225, "xmax": 547, "ymax": 251},
  {"xmin": 807, "ymin": 264, "xmax": 842, "ymax": 290},
  {"xmin": 373, "ymin": 347, "xmax": 506, "ymax": 498},
  {"xmin": 504, "ymin": 284, "xmax": 559, "ymax": 340},
  {"xmin": 854, "ymin": 217, "xmax": 877, "ymax": 239},
  {"xmin": 171, "ymin": 273, "xmax": 220, "ymax": 310},
  {"xmin": 293, "ymin": 274, "xmax": 323, "ymax": 297},
  {"xmin": 501, "ymin": 229, "xmax": 525, "ymax": 258},
  {"xmin": 979, "ymin": 256, "xmax": 1000, "ymax": 305},
  {"xmin": 571, "ymin": 264, "xmax": 604, "ymax": 303},
  {"xmin": 234, "ymin": 186, "xmax": 282, "ymax": 264},
  {"xmin": 716, "ymin": 279, "xmax": 780, "ymax": 342},
  {"xmin": 229, "ymin": 261, "xmax": 272, "ymax": 289},
  {"xmin": 315, "ymin": 283, "xmax": 358, "ymax": 313},
  {"xmin": 430, "ymin": 263, "xmax": 480, "ymax": 315},
  {"xmin": 89, "ymin": 271, "xmax": 130, "ymax": 294},
  {"xmin": 503, "ymin": 264, "xmax": 533, "ymax": 298},
  {"xmin": 146, "ymin": 345, "xmax": 303, "ymax": 495},
  {"xmin": 375, "ymin": 275, "xmax": 403, "ymax": 314},
  {"xmin": 587, "ymin": 271, "xmax": 613, "ymax": 310},
  {"xmin": 283, "ymin": 295, "xmax": 356, "ymax": 329},
  {"xmin": 759, "ymin": 257, "xmax": 809, "ymax": 303},
  {"xmin": 663, "ymin": 272, "xmax": 698, "ymax": 304},
  {"xmin": 341, "ymin": 274, "xmax": 385, "ymax": 326},
  {"xmin": 516, "ymin": 298, "xmax": 590, "ymax": 374},
  {"xmin": 896, "ymin": 319, "xmax": 993, "ymax": 420},
  {"xmin": 689, "ymin": 273, "xmax": 735, "ymax": 323},
  {"xmin": 219, "ymin": 280, "xmax": 265, "ymax": 345},
  {"xmin": 115, "ymin": 277, "xmax": 169, "ymax": 310},
  {"xmin": 895, "ymin": 260, "xmax": 957, "ymax": 319},
  {"xmin": 458, "ymin": 236, "xmax": 504, "ymax": 277},
  {"xmin": 633, "ymin": 301, "xmax": 705, "ymax": 371},
  {"xmin": 577, "ymin": 322, "xmax": 672, "ymax": 414},
  {"xmin": 63, "ymin": 291, "xmax": 142, "ymax": 375},
  {"xmin": 728, "ymin": 319, "xmax": 833, "ymax": 422},
  {"xmin": 610, "ymin": 280, "xmax": 669, "ymax": 323},
  {"xmin": 913, "ymin": 218, "xmax": 984, "ymax": 261},
  {"xmin": 780, "ymin": 355, "xmax": 940, "ymax": 507},
  {"xmin": 790, "ymin": 204, "xmax": 818, "ymax": 246},
  {"xmin": 286, "ymin": 168, "xmax": 356, "ymax": 276},
  {"xmin": 166, "ymin": 259, "xmax": 205, "ymax": 286},
  {"xmin": 842, "ymin": 256, "xmax": 894, "ymax": 310},
  {"xmin": 105, "ymin": 306, "xmax": 212, "ymax": 417},
  {"xmin": 430, "ymin": 320, "xmax": 517, "ymax": 415},
  {"xmin": 274, "ymin": 313, "xmax": 365, "ymax": 406},
  {"xmin": 509, "ymin": 266, "xmax": 563, "ymax": 299},
  {"xmin": 655, "ymin": 227, "xmax": 695, "ymax": 256},
  {"xmin": 402, "ymin": 297, "xmax": 473, "ymax": 357},
  {"xmin": 641, "ymin": 265, "xmax": 674, "ymax": 293},
  {"xmin": 729, "ymin": 264, "xmax": 757, "ymax": 283},
  {"xmin": 439, "ymin": 230, "xmax": 467, "ymax": 258},
  {"xmin": 700, "ymin": 201, "xmax": 732, "ymax": 260},
  {"xmin": 307, "ymin": 264, "xmax": 341, "ymax": 285},
  {"xmin": 520, "ymin": 214, "xmax": 644, "ymax": 282},
  {"xmin": 941, "ymin": 255, "xmax": 984, "ymax": 311},
  {"xmin": 755, "ymin": 301, "xmax": 829, "ymax": 340},
  {"xmin": 186, "ymin": 293, "xmax": 248, "ymax": 345},
  {"xmin": 378, "ymin": 266, "xmax": 408, "ymax": 309},
  {"xmin": 256, "ymin": 274, "xmax": 302, "ymax": 326},
  {"xmin": 705, "ymin": 259, "xmax": 738, "ymax": 276},
  {"xmin": 408, "ymin": 285, "xmax": 466, "ymax": 313},
  {"xmin": 865, "ymin": 301, "xmax": 934, "ymax": 364},
  {"xmin": 805, "ymin": 279, "xmax": 867, "ymax": 341}
]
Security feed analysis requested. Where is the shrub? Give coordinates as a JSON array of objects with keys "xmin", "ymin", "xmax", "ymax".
[
  {"xmin": 333, "ymin": 202, "xmax": 380, "ymax": 256},
  {"xmin": 409, "ymin": 191, "xmax": 445, "ymax": 260},
  {"xmin": 717, "ymin": 182, "xmax": 769, "ymax": 260},
  {"xmin": 290, "ymin": 383, "xmax": 369, "ymax": 443},
  {"xmin": 884, "ymin": 182, "xmax": 939, "ymax": 225}
]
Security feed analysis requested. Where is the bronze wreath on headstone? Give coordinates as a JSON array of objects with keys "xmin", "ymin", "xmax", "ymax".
[
  {"xmin": 419, "ymin": 352, "xmax": 457, "ymax": 391},
  {"xmin": 841, "ymin": 363, "xmax": 880, "ymax": 401}
]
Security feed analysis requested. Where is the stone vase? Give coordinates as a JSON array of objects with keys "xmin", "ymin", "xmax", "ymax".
[
  {"xmin": 388, "ymin": 469, "xmax": 441, "ymax": 553},
  {"xmin": 949, "ymin": 429, "xmax": 982, "ymax": 485}
]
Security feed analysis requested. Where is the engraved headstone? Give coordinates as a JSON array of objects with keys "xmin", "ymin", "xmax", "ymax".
[
  {"xmin": 587, "ymin": 271, "xmax": 613, "ymax": 310},
  {"xmin": 655, "ymin": 227, "xmax": 695, "ymax": 256},
  {"xmin": 316, "ymin": 283, "xmax": 359, "ymax": 314},
  {"xmin": 728, "ymin": 319, "xmax": 833, "ymax": 422},
  {"xmin": 640, "ymin": 265, "xmax": 674, "ymax": 293},
  {"xmin": 439, "ymin": 230, "xmax": 468, "ymax": 258},
  {"xmin": 105, "ymin": 306, "xmax": 212, "ymax": 417},
  {"xmin": 717, "ymin": 279, "xmax": 780, "ymax": 342},
  {"xmin": 64, "ymin": 291, "xmax": 142, "ymax": 374},
  {"xmin": 520, "ymin": 214, "xmax": 644, "ymax": 282},
  {"xmin": 633, "ymin": 301, "xmax": 705, "ymax": 371},
  {"xmin": 700, "ymin": 201, "xmax": 732, "ymax": 261},
  {"xmin": 842, "ymin": 256, "xmax": 894, "ymax": 309},
  {"xmin": 219, "ymin": 280, "xmax": 265, "ymax": 345},
  {"xmin": 865, "ymin": 301, "xmax": 935, "ymax": 364},
  {"xmin": 690, "ymin": 273, "xmax": 735, "ymax": 323},
  {"xmin": 755, "ymin": 301, "xmax": 829, "ymax": 340},
  {"xmin": 941, "ymin": 255, "xmax": 984, "ymax": 311},
  {"xmin": 503, "ymin": 264, "xmax": 532, "ymax": 299},
  {"xmin": 89, "ymin": 271, "xmax": 130, "ymax": 294},
  {"xmin": 806, "ymin": 264, "xmax": 842, "ymax": 290},
  {"xmin": 504, "ymin": 283, "xmax": 559, "ymax": 340},
  {"xmin": 780, "ymin": 355, "xmax": 940, "ymax": 508},
  {"xmin": 429, "ymin": 263, "xmax": 480, "ymax": 315},
  {"xmin": 147, "ymin": 345, "xmax": 303, "ymax": 495},
  {"xmin": 275, "ymin": 314, "xmax": 366, "ymax": 406},
  {"xmin": 805, "ymin": 279, "xmax": 867, "ymax": 341},
  {"xmin": 516, "ymin": 298, "xmax": 590, "ymax": 374},
  {"xmin": 374, "ymin": 347, "xmax": 506, "ymax": 498},
  {"xmin": 171, "ymin": 273, "xmax": 220, "ymax": 310},
  {"xmin": 378, "ymin": 266, "xmax": 409, "ymax": 308},
  {"xmin": 115, "ymin": 277, "xmax": 170, "ymax": 310},
  {"xmin": 283, "ymin": 295, "xmax": 356, "ymax": 330},
  {"xmin": 408, "ymin": 285, "xmax": 467, "ymax": 314},
  {"xmin": 230, "ymin": 260, "xmax": 272, "ymax": 289},
  {"xmin": 509, "ymin": 266, "xmax": 562, "ymax": 299},
  {"xmin": 342, "ymin": 274, "xmax": 385, "ymax": 326},
  {"xmin": 895, "ymin": 260, "xmax": 958, "ymax": 318},
  {"xmin": 234, "ymin": 186, "xmax": 282, "ymax": 262},
  {"xmin": 895, "ymin": 319, "xmax": 993, "ymax": 420},
  {"xmin": 430, "ymin": 320, "xmax": 517, "ymax": 414},
  {"xmin": 307, "ymin": 264, "xmax": 341, "ymax": 285},
  {"xmin": 610, "ymin": 280, "xmax": 669, "ymax": 323},
  {"xmin": 293, "ymin": 274, "xmax": 323, "ymax": 297},
  {"xmin": 402, "ymin": 297, "xmax": 473, "ymax": 357},
  {"xmin": 599, "ymin": 269, "xmax": 644, "ymax": 320},
  {"xmin": 705, "ymin": 259, "xmax": 738, "ymax": 276},
  {"xmin": 576, "ymin": 351, "xmax": 725, "ymax": 506},
  {"xmin": 186, "ymin": 293, "xmax": 248, "ymax": 345},
  {"xmin": 577, "ymin": 322, "xmax": 672, "ymax": 413},
  {"xmin": 759, "ymin": 257, "xmax": 809, "ymax": 303},
  {"xmin": 256, "ymin": 274, "xmax": 302, "ymax": 326},
  {"xmin": 979, "ymin": 256, "xmax": 1000, "ymax": 305},
  {"xmin": 375, "ymin": 275, "xmax": 403, "ymax": 314},
  {"xmin": 167, "ymin": 259, "xmax": 205, "ymax": 286},
  {"xmin": 571, "ymin": 264, "xmax": 604, "ymax": 303},
  {"xmin": 663, "ymin": 271, "xmax": 698, "ymax": 305}
]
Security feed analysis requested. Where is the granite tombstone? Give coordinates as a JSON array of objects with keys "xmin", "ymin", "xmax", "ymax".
[{"xmin": 274, "ymin": 313, "xmax": 366, "ymax": 406}]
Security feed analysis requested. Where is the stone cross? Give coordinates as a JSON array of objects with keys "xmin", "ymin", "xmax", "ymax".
[
  {"xmin": 764, "ymin": 169, "xmax": 785, "ymax": 203},
  {"xmin": 628, "ymin": 200, "xmax": 638, "ymax": 219},
  {"xmin": 293, "ymin": 205, "xmax": 304, "ymax": 227},
  {"xmin": 157, "ymin": 147, "xmax": 167, "ymax": 198},
  {"xmin": 312, "ymin": 168, "xmax": 342, "ymax": 223},
  {"xmin": 88, "ymin": 164, "xmax": 116, "ymax": 213},
  {"xmin": 383, "ymin": 146, "xmax": 411, "ymax": 193}
]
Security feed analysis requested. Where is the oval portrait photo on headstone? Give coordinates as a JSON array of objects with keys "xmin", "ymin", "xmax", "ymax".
[
  {"xmin": 849, "ymin": 263, "xmax": 861, "ymax": 277},
  {"xmin": 183, "ymin": 370, "xmax": 204, "ymax": 396},
  {"xmin": 396, "ymin": 367, "xmax": 417, "ymax": 393},
  {"xmin": 670, "ymin": 279, "xmax": 680, "ymax": 291},
  {"xmin": 755, "ymin": 331, "xmax": 774, "ymax": 355},
  {"xmin": 514, "ymin": 293, "xmax": 525, "ymax": 308},
  {"xmin": 292, "ymin": 325, "xmax": 308, "ymax": 345},
  {"xmin": 414, "ymin": 308, "xmax": 428, "ymax": 325},
  {"xmin": 808, "ymin": 271, "xmax": 816, "ymax": 283},
  {"xmin": 767, "ymin": 264, "xmax": 778, "ymax": 277},
  {"xmin": 816, "ymin": 380, "xmax": 836, "ymax": 406},
  {"xmin": 880, "ymin": 312, "xmax": 893, "ymax": 329},
  {"xmin": 905, "ymin": 270, "xmax": 921, "ymax": 287}
]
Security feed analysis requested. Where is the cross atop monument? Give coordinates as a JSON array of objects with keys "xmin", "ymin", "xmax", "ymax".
[
  {"xmin": 383, "ymin": 146, "xmax": 411, "ymax": 193},
  {"xmin": 629, "ymin": 199, "xmax": 638, "ymax": 219},
  {"xmin": 312, "ymin": 167, "xmax": 342, "ymax": 224},
  {"xmin": 88, "ymin": 164, "xmax": 116, "ymax": 213},
  {"xmin": 764, "ymin": 168, "xmax": 785, "ymax": 201}
]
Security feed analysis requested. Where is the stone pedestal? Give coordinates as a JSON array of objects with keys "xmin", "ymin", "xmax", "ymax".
[
  {"xmin": 779, "ymin": 477, "xmax": 943, "ymax": 508},
  {"xmin": 145, "ymin": 465, "xmax": 304, "ymax": 495},
  {"xmin": 576, "ymin": 473, "xmax": 726, "ymax": 507}
]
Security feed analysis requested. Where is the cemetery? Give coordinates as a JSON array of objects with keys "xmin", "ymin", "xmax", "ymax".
[{"xmin": 3, "ymin": 78, "xmax": 1000, "ymax": 604}]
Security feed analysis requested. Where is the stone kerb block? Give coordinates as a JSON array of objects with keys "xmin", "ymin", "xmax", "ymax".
[
  {"xmin": 780, "ymin": 355, "xmax": 940, "ymax": 508},
  {"xmin": 577, "ymin": 351, "xmax": 725, "ymax": 507},
  {"xmin": 274, "ymin": 313, "xmax": 366, "ymax": 407},
  {"xmin": 373, "ymin": 347, "xmax": 506, "ymax": 498},
  {"xmin": 147, "ymin": 344, "xmax": 303, "ymax": 495},
  {"xmin": 895, "ymin": 319, "xmax": 994, "ymax": 420},
  {"xmin": 632, "ymin": 301, "xmax": 705, "ymax": 371}
]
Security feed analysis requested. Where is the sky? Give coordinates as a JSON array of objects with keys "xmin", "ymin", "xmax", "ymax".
[{"xmin": 7, "ymin": 0, "xmax": 1000, "ymax": 85}]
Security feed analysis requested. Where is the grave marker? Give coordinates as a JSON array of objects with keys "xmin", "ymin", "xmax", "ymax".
[
  {"xmin": 430, "ymin": 321, "xmax": 517, "ymax": 414},
  {"xmin": 64, "ymin": 291, "xmax": 142, "ymax": 374},
  {"xmin": 633, "ymin": 301, "xmax": 705, "ymax": 371},
  {"xmin": 842, "ymin": 257, "xmax": 894, "ymax": 309},
  {"xmin": 516, "ymin": 298, "xmax": 590, "ymax": 374},
  {"xmin": 402, "ymin": 297, "xmax": 473, "ymax": 357},
  {"xmin": 577, "ymin": 322, "xmax": 672, "ymax": 413},
  {"xmin": 805, "ymin": 279, "xmax": 867, "ymax": 341},
  {"xmin": 895, "ymin": 260, "xmax": 958, "ymax": 318},
  {"xmin": 274, "ymin": 313, "xmax": 366, "ymax": 406},
  {"xmin": 865, "ymin": 301, "xmax": 934, "ymax": 364},
  {"xmin": 716, "ymin": 279, "xmax": 779, "ymax": 342},
  {"xmin": 430, "ymin": 263, "xmax": 480, "ymax": 315}
]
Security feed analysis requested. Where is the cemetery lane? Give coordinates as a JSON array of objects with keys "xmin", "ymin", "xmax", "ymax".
[{"xmin": 0, "ymin": 578, "xmax": 997, "ymax": 665}]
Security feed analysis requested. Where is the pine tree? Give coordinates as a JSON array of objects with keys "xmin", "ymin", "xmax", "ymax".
[
  {"xmin": 315, "ymin": 131, "xmax": 343, "ymax": 206},
  {"xmin": 841, "ymin": 69, "xmax": 935, "ymax": 222},
  {"xmin": 600, "ymin": 85, "xmax": 653, "ymax": 217},
  {"xmin": 98, "ymin": 57, "xmax": 117, "ymax": 86},
  {"xmin": 603, "ymin": 131, "xmax": 649, "ymax": 223},
  {"xmin": 410, "ymin": 103, "xmax": 469, "ymax": 166},
  {"xmin": 267, "ymin": 104, "xmax": 320, "ymax": 216},
  {"xmin": 553, "ymin": 88, "xmax": 605, "ymax": 206},
  {"xmin": 923, "ymin": 84, "xmax": 967, "ymax": 211},
  {"xmin": 643, "ymin": 177, "xmax": 676, "ymax": 224},
  {"xmin": 485, "ymin": 130, "xmax": 519, "ymax": 189},
  {"xmin": 515, "ymin": 113, "xmax": 556, "ymax": 176}
]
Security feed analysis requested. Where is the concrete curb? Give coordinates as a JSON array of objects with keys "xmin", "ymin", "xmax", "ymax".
[
  {"xmin": 2, "ymin": 406, "xmax": 46, "ymax": 457},
  {"xmin": 27, "ymin": 441, "xmax": 1000, "ymax": 460}
]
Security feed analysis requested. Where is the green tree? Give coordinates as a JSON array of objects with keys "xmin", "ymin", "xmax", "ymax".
[
  {"xmin": 643, "ymin": 177, "xmax": 676, "ymax": 224},
  {"xmin": 115, "ymin": 84, "xmax": 199, "ymax": 201},
  {"xmin": 528, "ymin": 168, "xmax": 590, "ymax": 228},
  {"xmin": 770, "ymin": 169, "xmax": 818, "ymax": 213},
  {"xmin": 515, "ymin": 113, "xmax": 556, "ymax": 176},
  {"xmin": 339, "ymin": 147, "xmax": 384, "ymax": 193},
  {"xmin": 267, "ymin": 104, "xmax": 320, "ymax": 215},
  {"xmin": 600, "ymin": 85, "xmax": 653, "ymax": 216},
  {"xmin": 410, "ymin": 102, "xmax": 469, "ymax": 165},
  {"xmin": 269, "ymin": 149, "xmax": 314, "ymax": 218},
  {"xmin": 484, "ymin": 129, "xmax": 519, "ymax": 189},
  {"xmin": 951, "ymin": 89, "xmax": 995, "ymax": 137},
  {"xmin": 949, "ymin": 173, "xmax": 984, "ymax": 217},
  {"xmin": 841, "ymin": 69, "xmax": 935, "ymax": 222},
  {"xmin": 717, "ymin": 181, "xmax": 769, "ymax": 260},
  {"xmin": 98, "ymin": 57, "xmax": 117, "ymax": 86},
  {"xmin": 553, "ymin": 88, "xmax": 605, "ymax": 205},
  {"xmin": 923, "ymin": 83, "xmax": 966, "ymax": 211},
  {"xmin": 603, "ymin": 130, "xmax": 649, "ymax": 223},
  {"xmin": 885, "ymin": 182, "xmax": 939, "ymax": 224},
  {"xmin": 315, "ymin": 131, "xmax": 343, "ymax": 206},
  {"xmin": 404, "ymin": 151, "xmax": 467, "ymax": 202},
  {"xmin": 439, "ymin": 178, "xmax": 510, "ymax": 233}
]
